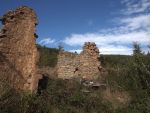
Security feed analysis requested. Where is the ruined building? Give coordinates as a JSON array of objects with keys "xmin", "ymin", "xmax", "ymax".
[
  {"xmin": 0, "ymin": 6, "xmax": 39, "ymax": 92},
  {"xmin": 57, "ymin": 42, "xmax": 103, "ymax": 80}
]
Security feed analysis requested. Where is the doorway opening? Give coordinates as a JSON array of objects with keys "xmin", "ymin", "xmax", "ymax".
[{"xmin": 37, "ymin": 75, "xmax": 49, "ymax": 95}]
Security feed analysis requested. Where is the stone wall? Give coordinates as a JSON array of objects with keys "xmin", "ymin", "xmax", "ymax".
[
  {"xmin": 57, "ymin": 42, "xmax": 103, "ymax": 80},
  {"xmin": 57, "ymin": 51, "xmax": 78, "ymax": 79},
  {"xmin": 0, "ymin": 6, "xmax": 39, "ymax": 92}
]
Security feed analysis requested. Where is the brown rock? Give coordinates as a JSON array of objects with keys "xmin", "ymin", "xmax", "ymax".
[{"xmin": 0, "ymin": 6, "xmax": 39, "ymax": 92}]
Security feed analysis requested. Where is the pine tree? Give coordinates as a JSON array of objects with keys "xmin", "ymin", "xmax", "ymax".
[
  {"xmin": 133, "ymin": 42, "xmax": 142, "ymax": 55},
  {"xmin": 132, "ymin": 43, "xmax": 150, "ymax": 94}
]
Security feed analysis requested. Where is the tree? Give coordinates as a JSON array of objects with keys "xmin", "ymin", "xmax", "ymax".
[
  {"xmin": 133, "ymin": 42, "xmax": 142, "ymax": 55},
  {"xmin": 131, "ymin": 42, "xmax": 150, "ymax": 94},
  {"xmin": 147, "ymin": 44, "xmax": 150, "ymax": 55}
]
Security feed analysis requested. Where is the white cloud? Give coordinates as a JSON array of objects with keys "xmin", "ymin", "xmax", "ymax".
[
  {"xmin": 121, "ymin": 0, "xmax": 150, "ymax": 15},
  {"xmin": 64, "ymin": 31, "xmax": 150, "ymax": 46},
  {"xmin": 99, "ymin": 45, "xmax": 132, "ymax": 55},
  {"xmin": 63, "ymin": 31, "xmax": 150, "ymax": 55},
  {"xmin": 70, "ymin": 45, "xmax": 133, "ymax": 55},
  {"xmin": 39, "ymin": 38, "xmax": 55, "ymax": 45},
  {"xmin": 120, "ymin": 14, "xmax": 150, "ymax": 30}
]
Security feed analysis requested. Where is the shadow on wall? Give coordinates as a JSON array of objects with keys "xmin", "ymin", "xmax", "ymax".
[
  {"xmin": 0, "ymin": 52, "xmax": 6, "ymax": 63},
  {"xmin": 37, "ymin": 75, "xmax": 49, "ymax": 95}
]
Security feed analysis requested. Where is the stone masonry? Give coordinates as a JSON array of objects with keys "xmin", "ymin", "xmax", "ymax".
[
  {"xmin": 0, "ymin": 6, "xmax": 39, "ymax": 92},
  {"xmin": 57, "ymin": 42, "xmax": 103, "ymax": 80}
]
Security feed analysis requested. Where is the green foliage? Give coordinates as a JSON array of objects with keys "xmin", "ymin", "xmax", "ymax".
[
  {"xmin": 102, "ymin": 44, "xmax": 150, "ymax": 113},
  {"xmin": 0, "ymin": 78, "xmax": 113, "ymax": 113},
  {"xmin": 133, "ymin": 42, "xmax": 142, "ymax": 55},
  {"xmin": 37, "ymin": 44, "xmax": 59, "ymax": 67},
  {"xmin": 100, "ymin": 55, "xmax": 132, "ymax": 69}
]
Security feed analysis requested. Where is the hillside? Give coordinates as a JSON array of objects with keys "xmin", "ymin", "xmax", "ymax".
[
  {"xmin": 37, "ymin": 44, "xmax": 132, "ymax": 68},
  {"xmin": 37, "ymin": 44, "xmax": 59, "ymax": 68},
  {"xmin": 2, "ymin": 45, "xmax": 150, "ymax": 113}
]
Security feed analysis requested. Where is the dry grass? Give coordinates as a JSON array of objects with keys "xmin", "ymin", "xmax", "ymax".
[{"xmin": 102, "ymin": 87, "xmax": 130, "ymax": 109}]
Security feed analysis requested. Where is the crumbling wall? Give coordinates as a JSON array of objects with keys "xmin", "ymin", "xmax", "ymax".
[
  {"xmin": 57, "ymin": 42, "xmax": 103, "ymax": 80},
  {"xmin": 79, "ymin": 42, "xmax": 102, "ymax": 79},
  {"xmin": 0, "ymin": 6, "xmax": 39, "ymax": 92},
  {"xmin": 57, "ymin": 51, "xmax": 78, "ymax": 79}
]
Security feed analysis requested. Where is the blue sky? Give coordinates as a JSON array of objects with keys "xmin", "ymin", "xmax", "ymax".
[{"xmin": 0, "ymin": 0, "xmax": 150, "ymax": 55}]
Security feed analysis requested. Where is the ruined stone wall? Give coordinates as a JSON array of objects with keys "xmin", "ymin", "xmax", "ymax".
[
  {"xmin": 57, "ymin": 42, "xmax": 103, "ymax": 80},
  {"xmin": 57, "ymin": 51, "xmax": 78, "ymax": 79},
  {"xmin": 0, "ymin": 6, "xmax": 39, "ymax": 92}
]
